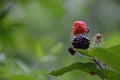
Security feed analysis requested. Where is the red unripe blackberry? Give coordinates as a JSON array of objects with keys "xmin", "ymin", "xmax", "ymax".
[
  {"xmin": 72, "ymin": 21, "xmax": 87, "ymax": 36},
  {"xmin": 72, "ymin": 34, "xmax": 90, "ymax": 49}
]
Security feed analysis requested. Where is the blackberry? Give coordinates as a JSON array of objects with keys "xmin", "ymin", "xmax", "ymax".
[
  {"xmin": 72, "ymin": 33, "xmax": 90, "ymax": 49},
  {"xmin": 68, "ymin": 47, "xmax": 76, "ymax": 55}
]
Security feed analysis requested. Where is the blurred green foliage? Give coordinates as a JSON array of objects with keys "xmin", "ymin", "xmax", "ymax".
[{"xmin": 0, "ymin": 0, "xmax": 120, "ymax": 80}]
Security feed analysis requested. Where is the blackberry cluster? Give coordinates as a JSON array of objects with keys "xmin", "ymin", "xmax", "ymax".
[
  {"xmin": 68, "ymin": 21, "xmax": 90, "ymax": 55},
  {"xmin": 72, "ymin": 34, "xmax": 90, "ymax": 49}
]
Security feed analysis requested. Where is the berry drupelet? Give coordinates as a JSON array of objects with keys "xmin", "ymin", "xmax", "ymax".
[{"xmin": 72, "ymin": 33, "xmax": 90, "ymax": 49}]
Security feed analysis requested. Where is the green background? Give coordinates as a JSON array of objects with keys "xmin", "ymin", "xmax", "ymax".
[{"xmin": 0, "ymin": 0, "xmax": 120, "ymax": 80}]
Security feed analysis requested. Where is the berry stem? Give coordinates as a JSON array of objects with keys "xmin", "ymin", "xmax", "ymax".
[
  {"xmin": 92, "ymin": 57, "xmax": 105, "ymax": 80},
  {"xmin": 92, "ymin": 34, "xmax": 105, "ymax": 80},
  {"xmin": 92, "ymin": 57, "xmax": 103, "ymax": 69}
]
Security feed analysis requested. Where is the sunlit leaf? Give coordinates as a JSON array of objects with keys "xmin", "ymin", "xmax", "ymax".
[
  {"xmin": 10, "ymin": 74, "xmax": 35, "ymax": 80},
  {"xmin": 90, "ymin": 48, "xmax": 120, "ymax": 72},
  {"xmin": 108, "ymin": 44, "xmax": 120, "ymax": 54},
  {"xmin": 35, "ymin": 41, "xmax": 44, "ymax": 57},
  {"xmin": 76, "ymin": 49, "xmax": 91, "ymax": 57},
  {"xmin": 97, "ymin": 69, "xmax": 120, "ymax": 80}
]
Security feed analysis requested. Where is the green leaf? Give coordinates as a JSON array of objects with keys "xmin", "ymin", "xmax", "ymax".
[
  {"xmin": 15, "ymin": 59, "xmax": 30, "ymax": 73},
  {"xmin": 108, "ymin": 44, "xmax": 120, "ymax": 54},
  {"xmin": 35, "ymin": 41, "xmax": 44, "ymax": 57},
  {"xmin": 97, "ymin": 69, "xmax": 120, "ymax": 80},
  {"xmin": 50, "ymin": 62, "xmax": 120, "ymax": 80},
  {"xmin": 10, "ymin": 74, "xmax": 35, "ymax": 80},
  {"xmin": 50, "ymin": 62, "xmax": 97, "ymax": 76},
  {"xmin": 90, "ymin": 48, "xmax": 120, "ymax": 72},
  {"xmin": 76, "ymin": 49, "xmax": 91, "ymax": 57}
]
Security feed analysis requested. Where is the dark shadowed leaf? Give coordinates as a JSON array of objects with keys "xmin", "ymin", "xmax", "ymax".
[
  {"xmin": 50, "ymin": 62, "xmax": 97, "ymax": 76},
  {"xmin": 50, "ymin": 62, "xmax": 120, "ymax": 80}
]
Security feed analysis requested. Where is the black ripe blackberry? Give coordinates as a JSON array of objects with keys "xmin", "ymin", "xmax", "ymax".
[
  {"xmin": 72, "ymin": 34, "xmax": 90, "ymax": 49},
  {"xmin": 68, "ymin": 47, "xmax": 76, "ymax": 55}
]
